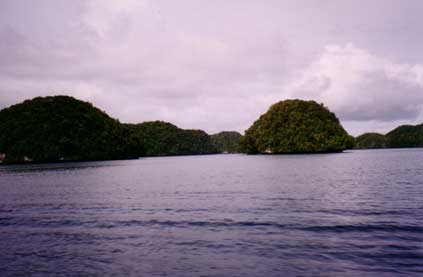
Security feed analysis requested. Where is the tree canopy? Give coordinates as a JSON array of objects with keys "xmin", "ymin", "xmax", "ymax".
[
  {"xmin": 354, "ymin": 133, "xmax": 387, "ymax": 149},
  {"xmin": 0, "ymin": 96, "xmax": 223, "ymax": 163},
  {"xmin": 0, "ymin": 96, "xmax": 142, "ymax": 163},
  {"xmin": 210, "ymin": 131, "xmax": 243, "ymax": 153},
  {"xmin": 386, "ymin": 124, "xmax": 423, "ymax": 148},
  {"xmin": 239, "ymin": 99, "xmax": 354, "ymax": 154},
  {"xmin": 125, "ymin": 121, "xmax": 218, "ymax": 157},
  {"xmin": 2, "ymin": 95, "xmax": 420, "ymax": 164},
  {"xmin": 354, "ymin": 124, "xmax": 423, "ymax": 149}
]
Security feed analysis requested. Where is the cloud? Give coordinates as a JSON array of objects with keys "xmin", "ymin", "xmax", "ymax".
[
  {"xmin": 288, "ymin": 44, "xmax": 423, "ymax": 126},
  {"xmin": 0, "ymin": 1, "xmax": 423, "ymax": 136},
  {"xmin": 0, "ymin": 0, "xmax": 293, "ymax": 134}
]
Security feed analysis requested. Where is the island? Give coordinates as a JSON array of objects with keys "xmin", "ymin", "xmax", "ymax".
[
  {"xmin": 0, "ymin": 96, "xmax": 217, "ymax": 164},
  {"xmin": 354, "ymin": 124, "xmax": 423, "ymax": 149},
  {"xmin": 1, "ymin": 95, "xmax": 421, "ymax": 164},
  {"xmin": 386, "ymin": 124, "xmax": 423, "ymax": 148},
  {"xmin": 210, "ymin": 131, "xmax": 243, "ymax": 153},
  {"xmin": 354, "ymin": 133, "xmax": 388, "ymax": 149},
  {"xmin": 0, "ymin": 96, "xmax": 143, "ymax": 163},
  {"xmin": 239, "ymin": 99, "xmax": 354, "ymax": 154},
  {"xmin": 125, "ymin": 121, "xmax": 218, "ymax": 157}
]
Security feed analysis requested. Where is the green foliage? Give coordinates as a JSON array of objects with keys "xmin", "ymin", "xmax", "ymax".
[
  {"xmin": 126, "ymin": 121, "xmax": 218, "ymax": 156},
  {"xmin": 9, "ymin": 96, "xmax": 421, "ymax": 162},
  {"xmin": 0, "ymin": 96, "xmax": 221, "ymax": 163},
  {"xmin": 349, "ymin": 125, "xmax": 423, "ymax": 149},
  {"xmin": 239, "ymin": 99, "xmax": 353, "ymax": 154},
  {"xmin": 386, "ymin": 124, "xmax": 423, "ymax": 148},
  {"xmin": 211, "ymin": 131, "xmax": 243, "ymax": 153},
  {"xmin": 354, "ymin": 133, "xmax": 387, "ymax": 149},
  {"xmin": 0, "ymin": 96, "xmax": 143, "ymax": 163}
]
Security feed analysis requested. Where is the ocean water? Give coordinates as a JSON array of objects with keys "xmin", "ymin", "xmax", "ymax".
[{"xmin": 0, "ymin": 149, "xmax": 422, "ymax": 276}]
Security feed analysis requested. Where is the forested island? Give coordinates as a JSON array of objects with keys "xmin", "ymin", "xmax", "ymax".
[
  {"xmin": 354, "ymin": 125, "xmax": 423, "ymax": 149},
  {"xmin": 354, "ymin": 133, "xmax": 388, "ymax": 149},
  {"xmin": 0, "ymin": 96, "xmax": 225, "ymax": 164},
  {"xmin": 239, "ymin": 100, "xmax": 354, "ymax": 154},
  {"xmin": 125, "ymin": 121, "xmax": 218, "ymax": 157},
  {"xmin": 211, "ymin": 131, "xmax": 243, "ymax": 153},
  {"xmin": 0, "ymin": 96, "xmax": 422, "ymax": 164},
  {"xmin": 0, "ymin": 96, "xmax": 141, "ymax": 163}
]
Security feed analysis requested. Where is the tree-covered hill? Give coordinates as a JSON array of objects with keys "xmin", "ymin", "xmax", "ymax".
[
  {"xmin": 6, "ymin": 95, "xmax": 420, "ymax": 163},
  {"xmin": 354, "ymin": 133, "xmax": 387, "ymax": 149},
  {"xmin": 0, "ymin": 96, "xmax": 221, "ymax": 163},
  {"xmin": 239, "ymin": 99, "xmax": 354, "ymax": 154},
  {"xmin": 353, "ymin": 124, "xmax": 423, "ymax": 149},
  {"xmin": 0, "ymin": 96, "xmax": 143, "ymax": 163},
  {"xmin": 210, "ymin": 131, "xmax": 243, "ymax": 153},
  {"xmin": 386, "ymin": 124, "xmax": 423, "ymax": 148},
  {"xmin": 126, "ymin": 121, "xmax": 218, "ymax": 156}
]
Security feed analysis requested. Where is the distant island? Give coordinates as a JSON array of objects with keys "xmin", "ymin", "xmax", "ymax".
[
  {"xmin": 124, "ymin": 121, "xmax": 218, "ymax": 157},
  {"xmin": 239, "ymin": 100, "xmax": 354, "ymax": 154},
  {"xmin": 211, "ymin": 131, "xmax": 243, "ymax": 153},
  {"xmin": 0, "ymin": 96, "xmax": 233, "ymax": 164},
  {"xmin": 354, "ymin": 133, "xmax": 388, "ymax": 149},
  {"xmin": 0, "ymin": 96, "xmax": 422, "ymax": 164},
  {"xmin": 354, "ymin": 124, "xmax": 423, "ymax": 149},
  {"xmin": 0, "ymin": 96, "xmax": 140, "ymax": 164}
]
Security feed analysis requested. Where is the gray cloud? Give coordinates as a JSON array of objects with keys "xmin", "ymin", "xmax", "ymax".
[
  {"xmin": 289, "ymin": 44, "xmax": 423, "ymax": 124},
  {"xmin": 1, "ymin": 0, "xmax": 423, "ymax": 136}
]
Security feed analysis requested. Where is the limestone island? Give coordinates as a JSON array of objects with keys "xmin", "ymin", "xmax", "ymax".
[
  {"xmin": 0, "ymin": 96, "xmax": 221, "ymax": 164},
  {"xmin": 354, "ymin": 124, "xmax": 423, "ymax": 149},
  {"xmin": 239, "ymin": 99, "xmax": 354, "ymax": 154}
]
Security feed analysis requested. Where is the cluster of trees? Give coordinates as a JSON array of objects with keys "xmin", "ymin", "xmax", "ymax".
[
  {"xmin": 355, "ymin": 124, "xmax": 423, "ymax": 149},
  {"xmin": 239, "ymin": 100, "xmax": 354, "ymax": 154},
  {"xmin": 125, "ymin": 121, "xmax": 218, "ymax": 157},
  {"xmin": 1, "ymin": 95, "xmax": 421, "ymax": 164},
  {"xmin": 210, "ymin": 131, "xmax": 243, "ymax": 153},
  {"xmin": 0, "ymin": 96, "xmax": 143, "ymax": 163},
  {"xmin": 354, "ymin": 133, "xmax": 388, "ymax": 149},
  {"xmin": 0, "ymin": 96, "xmax": 222, "ymax": 164}
]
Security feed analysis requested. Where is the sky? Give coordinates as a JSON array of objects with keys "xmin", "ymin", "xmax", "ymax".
[{"xmin": 1, "ymin": 0, "xmax": 423, "ymax": 136}]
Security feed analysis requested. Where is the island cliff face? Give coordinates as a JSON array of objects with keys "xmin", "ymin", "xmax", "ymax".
[{"xmin": 239, "ymin": 99, "xmax": 353, "ymax": 154}]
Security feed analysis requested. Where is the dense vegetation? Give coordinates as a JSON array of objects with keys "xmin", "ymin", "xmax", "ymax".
[
  {"xmin": 2, "ymin": 95, "xmax": 420, "ymax": 163},
  {"xmin": 125, "ymin": 121, "xmax": 218, "ymax": 156},
  {"xmin": 386, "ymin": 124, "xmax": 423, "ymax": 148},
  {"xmin": 0, "ymin": 96, "xmax": 143, "ymax": 163},
  {"xmin": 353, "ymin": 124, "xmax": 423, "ymax": 149},
  {"xmin": 210, "ymin": 131, "xmax": 243, "ymax": 153},
  {"xmin": 354, "ymin": 133, "xmax": 387, "ymax": 149},
  {"xmin": 239, "ymin": 99, "xmax": 354, "ymax": 154},
  {"xmin": 0, "ymin": 96, "xmax": 217, "ymax": 164}
]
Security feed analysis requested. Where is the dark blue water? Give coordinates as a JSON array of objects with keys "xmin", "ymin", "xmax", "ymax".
[{"xmin": 0, "ymin": 149, "xmax": 422, "ymax": 276}]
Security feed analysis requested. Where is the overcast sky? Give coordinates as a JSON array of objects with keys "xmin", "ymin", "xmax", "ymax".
[{"xmin": 1, "ymin": 0, "xmax": 423, "ymax": 135}]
